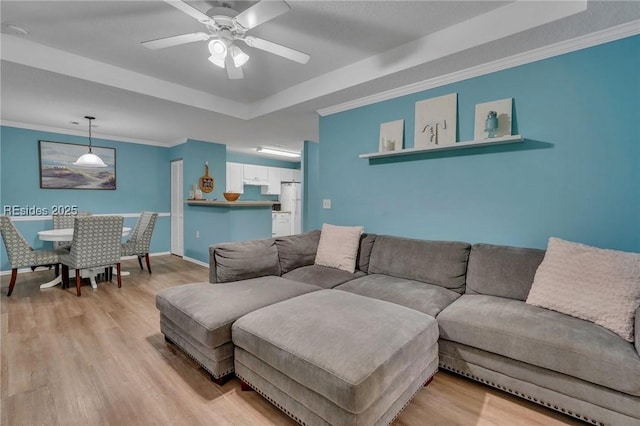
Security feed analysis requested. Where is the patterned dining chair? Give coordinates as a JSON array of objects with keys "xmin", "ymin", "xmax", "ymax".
[
  {"xmin": 0, "ymin": 216, "xmax": 68, "ymax": 296},
  {"xmin": 52, "ymin": 211, "xmax": 92, "ymax": 249},
  {"xmin": 121, "ymin": 212, "xmax": 158, "ymax": 273},
  {"xmin": 60, "ymin": 216, "xmax": 124, "ymax": 297},
  {"xmin": 52, "ymin": 211, "xmax": 92, "ymax": 276}
]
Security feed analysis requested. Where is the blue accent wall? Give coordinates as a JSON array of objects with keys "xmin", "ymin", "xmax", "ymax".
[
  {"xmin": 171, "ymin": 140, "xmax": 273, "ymax": 264},
  {"xmin": 318, "ymin": 36, "xmax": 640, "ymax": 252},
  {"xmin": 0, "ymin": 130, "xmax": 277, "ymax": 271},
  {"xmin": 0, "ymin": 126, "xmax": 172, "ymax": 270}
]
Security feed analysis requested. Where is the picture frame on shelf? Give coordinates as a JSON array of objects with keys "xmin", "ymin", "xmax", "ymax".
[
  {"xmin": 414, "ymin": 93, "xmax": 457, "ymax": 149},
  {"xmin": 474, "ymin": 98, "xmax": 513, "ymax": 140},
  {"xmin": 379, "ymin": 119, "xmax": 404, "ymax": 152}
]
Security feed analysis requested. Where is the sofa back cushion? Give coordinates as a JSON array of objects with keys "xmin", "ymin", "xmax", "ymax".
[
  {"xmin": 368, "ymin": 236, "xmax": 470, "ymax": 293},
  {"xmin": 276, "ymin": 230, "xmax": 321, "ymax": 274},
  {"xmin": 356, "ymin": 233, "xmax": 377, "ymax": 274},
  {"xmin": 211, "ymin": 238, "xmax": 281, "ymax": 283},
  {"xmin": 466, "ymin": 243, "xmax": 545, "ymax": 300}
]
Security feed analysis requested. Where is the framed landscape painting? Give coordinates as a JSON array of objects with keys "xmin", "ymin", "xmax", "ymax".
[{"xmin": 39, "ymin": 140, "xmax": 116, "ymax": 190}]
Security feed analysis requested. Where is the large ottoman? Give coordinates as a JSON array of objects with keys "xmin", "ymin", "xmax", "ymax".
[
  {"xmin": 156, "ymin": 277, "xmax": 321, "ymax": 382},
  {"xmin": 232, "ymin": 289, "xmax": 439, "ymax": 425}
]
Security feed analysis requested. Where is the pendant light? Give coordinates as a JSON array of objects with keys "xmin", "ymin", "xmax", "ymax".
[{"xmin": 73, "ymin": 116, "xmax": 107, "ymax": 167}]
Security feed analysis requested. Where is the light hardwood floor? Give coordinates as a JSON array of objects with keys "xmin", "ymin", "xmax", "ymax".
[{"xmin": 1, "ymin": 255, "xmax": 585, "ymax": 425}]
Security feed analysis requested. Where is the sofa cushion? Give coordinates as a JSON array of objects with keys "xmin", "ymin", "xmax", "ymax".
[
  {"xmin": 636, "ymin": 307, "xmax": 640, "ymax": 356},
  {"xmin": 466, "ymin": 243, "xmax": 545, "ymax": 300},
  {"xmin": 368, "ymin": 236, "xmax": 470, "ymax": 293},
  {"xmin": 437, "ymin": 294, "xmax": 640, "ymax": 396},
  {"xmin": 526, "ymin": 237, "xmax": 640, "ymax": 342},
  {"xmin": 336, "ymin": 274, "xmax": 460, "ymax": 317},
  {"xmin": 315, "ymin": 223, "xmax": 364, "ymax": 273},
  {"xmin": 212, "ymin": 238, "xmax": 280, "ymax": 283},
  {"xmin": 276, "ymin": 230, "xmax": 321, "ymax": 274},
  {"xmin": 355, "ymin": 233, "xmax": 377, "ymax": 274},
  {"xmin": 282, "ymin": 265, "xmax": 365, "ymax": 289},
  {"xmin": 155, "ymin": 278, "xmax": 320, "ymax": 349},
  {"xmin": 232, "ymin": 290, "xmax": 439, "ymax": 413}
]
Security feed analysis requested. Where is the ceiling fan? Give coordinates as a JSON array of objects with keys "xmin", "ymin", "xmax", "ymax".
[{"xmin": 142, "ymin": 0, "xmax": 310, "ymax": 79}]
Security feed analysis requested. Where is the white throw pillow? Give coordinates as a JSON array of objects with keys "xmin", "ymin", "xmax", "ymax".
[
  {"xmin": 526, "ymin": 237, "xmax": 640, "ymax": 342},
  {"xmin": 314, "ymin": 223, "xmax": 364, "ymax": 273}
]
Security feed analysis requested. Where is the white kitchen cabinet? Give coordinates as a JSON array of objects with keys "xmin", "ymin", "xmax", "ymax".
[
  {"xmin": 279, "ymin": 168, "xmax": 293, "ymax": 182},
  {"xmin": 226, "ymin": 162, "xmax": 244, "ymax": 194},
  {"xmin": 243, "ymin": 164, "xmax": 269, "ymax": 185},
  {"xmin": 272, "ymin": 212, "xmax": 292, "ymax": 237},
  {"xmin": 280, "ymin": 168, "xmax": 301, "ymax": 183},
  {"xmin": 261, "ymin": 167, "xmax": 281, "ymax": 195}
]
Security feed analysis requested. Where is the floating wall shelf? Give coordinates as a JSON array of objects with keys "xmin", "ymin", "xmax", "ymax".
[{"xmin": 359, "ymin": 135, "xmax": 524, "ymax": 159}]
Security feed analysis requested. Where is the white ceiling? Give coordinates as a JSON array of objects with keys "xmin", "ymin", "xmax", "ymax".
[{"xmin": 1, "ymin": 1, "xmax": 639, "ymax": 159}]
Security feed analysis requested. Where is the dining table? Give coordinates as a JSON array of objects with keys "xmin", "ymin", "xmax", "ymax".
[{"xmin": 37, "ymin": 226, "xmax": 131, "ymax": 289}]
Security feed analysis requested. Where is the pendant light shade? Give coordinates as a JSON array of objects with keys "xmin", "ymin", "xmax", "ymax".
[{"xmin": 74, "ymin": 116, "xmax": 107, "ymax": 168}]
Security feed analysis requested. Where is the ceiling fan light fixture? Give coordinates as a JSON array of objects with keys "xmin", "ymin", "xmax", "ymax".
[
  {"xmin": 208, "ymin": 54, "xmax": 226, "ymax": 68},
  {"xmin": 231, "ymin": 46, "xmax": 250, "ymax": 67},
  {"xmin": 256, "ymin": 147, "xmax": 300, "ymax": 158},
  {"xmin": 208, "ymin": 39, "xmax": 228, "ymax": 58}
]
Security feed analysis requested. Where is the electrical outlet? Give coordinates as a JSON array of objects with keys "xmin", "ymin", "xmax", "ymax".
[
  {"xmin": 323, "ymin": 199, "xmax": 331, "ymax": 209},
  {"xmin": 196, "ymin": 231, "xmax": 200, "ymax": 239}
]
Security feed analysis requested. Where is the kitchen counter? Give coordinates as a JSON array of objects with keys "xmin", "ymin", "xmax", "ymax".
[
  {"xmin": 186, "ymin": 200, "xmax": 274, "ymax": 207},
  {"xmin": 184, "ymin": 199, "xmax": 273, "ymax": 253}
]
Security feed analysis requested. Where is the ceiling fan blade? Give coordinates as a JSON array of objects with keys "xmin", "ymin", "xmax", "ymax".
[
  {"xmin": 164, "ymin": 1, "xmax": 211, "ymax": 23},
  {"xmin": 242, "ymin": 36, "xmax": 310, "ymax": 64},
  {"xmin": 225, "ymin": 55, "xmax": 244, "ymax": 80},
  {"xmin": 141, "ymin": 32, "xmax": 210, "ymax": 50},
  {"xmin": 234, "ymin": 0, "xmax": 290, "ymax": 30}
]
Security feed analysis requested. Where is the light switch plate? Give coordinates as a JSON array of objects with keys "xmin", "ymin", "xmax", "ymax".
[{"xmin": 323, "ymin": 199, "xmax": 331, "ymax": 209}]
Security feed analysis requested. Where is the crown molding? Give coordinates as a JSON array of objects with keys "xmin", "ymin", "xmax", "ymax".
[
  {"xmin": 317, "ymin": 19, "xmax": 640, "ymax": 117},
  {"xmin": 1, "ymin": 1, "xmax": 589, "ymax": 122},
  {"xmin": 0, "ymin": 120, "xmax": 170, "ymax": 147}
]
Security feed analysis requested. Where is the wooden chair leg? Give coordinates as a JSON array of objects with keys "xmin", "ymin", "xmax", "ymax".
[
  {"xmin": 145, "ymin": 253, "xmax": 151, "ymax": 274},
  {"xmin": 7, "ymin": 269, "xmax": 18, "ymax": 296},
  {"xmin": 75, "ymin": 269, "xmax": 82, "ymax": 297},
  {"xmin": 116, "ymin": 263, "xmax": 122, "ymax": 288},
  {"xmin": 137, "ymin": 255, "xmax": 143, "ymax": 271},
  {"xmin": 62, "ymin": 265, "xmax": 69, "ymax": 289}
]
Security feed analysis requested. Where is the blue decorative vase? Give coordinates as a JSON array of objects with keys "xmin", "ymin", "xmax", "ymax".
[{"xmin": 485, "ymin": 111, "xmax": 498, "ymax": 138}]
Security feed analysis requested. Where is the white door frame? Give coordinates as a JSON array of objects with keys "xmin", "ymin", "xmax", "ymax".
[{"xmin": 171, "ymin": 159, "xmax": 184, "ymax": 256}]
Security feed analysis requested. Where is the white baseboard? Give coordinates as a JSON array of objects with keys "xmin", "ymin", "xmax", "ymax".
[{"xmin": 182, "ymin": 256, "xmax": 209, "ymax": 268}]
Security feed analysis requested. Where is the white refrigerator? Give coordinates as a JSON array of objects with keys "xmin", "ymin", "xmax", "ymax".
[{"xmin": 280, "ymin": 182, "xmax": 302, "ymax": 235}]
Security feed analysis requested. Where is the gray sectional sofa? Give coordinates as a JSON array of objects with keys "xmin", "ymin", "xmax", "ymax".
[{"xmin": 156, "ymin": 230, "xmax": 640, "ymax": 426}]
